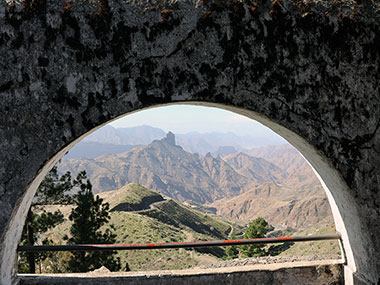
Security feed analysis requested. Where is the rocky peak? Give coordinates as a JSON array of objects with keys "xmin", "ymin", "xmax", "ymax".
[
  {"xmin": 161, "ymin": 131, "xmax": 176, "ymax": 146},
  {"xmin": 205, "ymin": 152, "xmax": 213, "ymax": 158}
]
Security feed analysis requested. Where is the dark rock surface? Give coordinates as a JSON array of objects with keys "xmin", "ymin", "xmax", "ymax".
[
  {"xmin": 0, "ymin": 0, "xmax": 379, "ymax": 283},
  {"xmin": 163, "ymin": 132, "xmax": 176, "ymax": 146}
]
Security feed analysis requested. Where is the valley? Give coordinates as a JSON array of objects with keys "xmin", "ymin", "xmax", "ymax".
[
  {"xmin": 59, "ymin": 131, "xmax": 333, "ymax": 231},
  {"xmin": 39, "ymin": 182, "xmax": 339, "ymax": 273},
  {"xmin": 40, "ymin": 184, "xmax": 245, "ymax": 272},
  {"xmin": 32, "ymin": 125, "xmax": 340, "ymax": 272}
]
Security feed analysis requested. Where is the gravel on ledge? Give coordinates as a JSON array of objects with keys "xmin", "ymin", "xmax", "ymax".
[{"xmin": 197, "ymin": 254, "xmax": 342, "ymax": 269}]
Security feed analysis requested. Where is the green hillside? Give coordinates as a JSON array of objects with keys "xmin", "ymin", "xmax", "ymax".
[
  {"xmin": 33, "ymin": 183, "xmax": 338, "ymax": 273},
  {"xmin": 140, "ymin": 199, "xmax": 231, "ymax": 239},
  {"xmin": 108, "ymin": 211, "xmax": 196, "ymax": 270},
  {"xmin": 278, "ymin": 224, "xmax": 341, "ymax": 256},
  {"xmin": 97, "ymin": 183, "xmax": 164, "ymax": 211},
  {"xmin": 98, "ymin": 183, "xmax": 233, "ymax": 240},
  {"xmin": 39, "ymin": 183, "xmax": 242, "ymax": 272}
]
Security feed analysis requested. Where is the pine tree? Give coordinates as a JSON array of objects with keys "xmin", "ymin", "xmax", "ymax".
[
  {"xmin": 34, "ymin": 166, "xmax": 73, "ymax": 205},
  {"xmin": 225, "ymin": 244, "xmax": 239, "ymax": 260},
  {"xmin": 224, "ymin": 234, "xmax": 239, "ymax": 260},
  {"xmin": 18, "ymin": 166, "xmax": 72, "ymax": 273},
  {"xmin": 67, "ymin": 171, "xmax": 121, "ymax": 272},
  {"xmin": 241, "ymin": 217, "xmax": 269, "ymax": 257}
]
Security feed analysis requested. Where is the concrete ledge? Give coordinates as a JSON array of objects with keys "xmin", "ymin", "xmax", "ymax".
[{"xmin": 18, "ymin": 260, "xmax": 344, "ymax": 285}]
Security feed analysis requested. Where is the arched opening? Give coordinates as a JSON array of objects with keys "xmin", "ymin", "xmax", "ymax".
[
  {"xmin": 2, "ymin": 0, "xmax": 380, "ymax": 282},
  {"xmin": 2, "ymin": 102, "xmax": 366, "ymax": 284}
]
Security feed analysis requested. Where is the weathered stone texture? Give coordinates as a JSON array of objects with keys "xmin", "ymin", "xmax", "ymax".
[
  {"xmin": 0, "ymin": 0, "xmax": 379, "ymax": 283},
  {"xmin": 19, "ymin": 263, "xmax": 344, "ymax": 285}
]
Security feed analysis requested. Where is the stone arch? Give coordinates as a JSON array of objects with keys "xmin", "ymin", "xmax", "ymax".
[{"xmin": 0, "ymin": 0, "xmax": 379, "ymax": 284}]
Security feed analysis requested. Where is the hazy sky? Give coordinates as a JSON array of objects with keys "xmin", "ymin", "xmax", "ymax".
[{"xmin": 109, "ymin": 105, "xmax": 285, "ymax": 140}]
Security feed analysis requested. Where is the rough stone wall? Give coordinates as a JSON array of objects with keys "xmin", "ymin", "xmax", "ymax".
[
  {"xmin": 0, "ymin": 0, "xmax": 379, "ymax": 284},
  {"xmin": 18, "ymin": 263, "xmax": 344, "ymax": 285}
]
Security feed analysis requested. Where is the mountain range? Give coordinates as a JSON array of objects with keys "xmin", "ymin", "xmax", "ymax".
[
  {"xmin": 208, "ymin": 147, "xmax": 332, "ymax": 228},
  {"xmin": 207, "ymin": 181, "xmax": 332, "ymax": 229},
  {"xmin": 60, "ymin": 133, "xmax": 281, "ymax": 203},
  {"xmin": 65, "ymin": 125, "xmax": 285, "ymax": 158},
  {"xmin": 58, "ymin": 132, "xmax": 333, "ymax": 230}
]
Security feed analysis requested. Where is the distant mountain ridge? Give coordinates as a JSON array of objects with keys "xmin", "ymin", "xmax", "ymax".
[
  {"xmin": 208, "ymin": 147, "xmax": 332, "ymax": 228},
  {"xmin": 64, "ymin": 142, "xmax": 141, "ymax": 159},
  {"xmin": 207, "ymin": 181, "xmax": 332, "ymax": 229},
  {"xmin": 176, "ymin": 131, "xmax": 285, "ymax": 154},
  {"xmin": 59, "ymin": 133, "xmax": 284, "ymax": 204},
  {"xmin": 247, "ymin": 144, "xmax": 307, "ymax": 175},
  {"xmin": 70, "ymin": 125, "xmax": 286, "ymax": 158},
  {"xmin": 84, "ymin": 125, "xmax": 166, "ymax": 145},
  {"xmin": 223, "ymin": 152, "xmax": 287, "ymax": 184},
  {"xmin": 59, "ymin": 131, "xmax": 334, "ymax": 231}
]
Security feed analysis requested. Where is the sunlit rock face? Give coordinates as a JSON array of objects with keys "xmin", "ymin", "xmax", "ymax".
[{"xmin": 0, "ymin": 0, "xmax": 379, "ymax": 283}]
